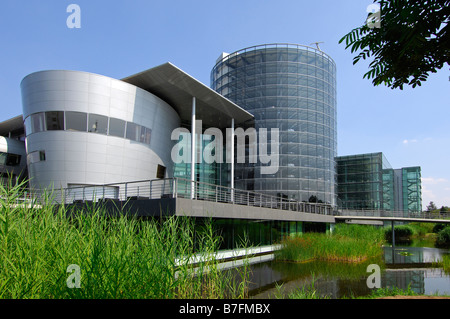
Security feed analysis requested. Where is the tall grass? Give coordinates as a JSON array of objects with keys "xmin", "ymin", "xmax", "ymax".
[
  {"xmin": 442, "ymin": 255, "xmax": 450, "ymax": 274},
  {"xmin": 276, "ymin": 224, "xmax": 385, "ymax": 263},
  {"xmin": 0, "ymin": 180, "xmax": 249, "ymax": 299}
]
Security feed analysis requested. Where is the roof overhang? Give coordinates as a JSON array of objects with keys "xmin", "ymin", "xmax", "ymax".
[
  {"xmin": 122, "ymin": 62, "xmax": 254, "ymax": 129},
  {"xmin": 0, "ymin": 115, "xmax": 24, "ymax": 137}
]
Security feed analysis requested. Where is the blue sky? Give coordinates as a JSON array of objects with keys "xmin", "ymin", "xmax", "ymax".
[{"xmin": 1, "ymin": 0, "xmax": 449, "ymax": 209}]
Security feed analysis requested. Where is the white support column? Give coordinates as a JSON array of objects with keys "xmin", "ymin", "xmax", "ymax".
[
  {"xmin": 191, "ymin": 96, "xmax": 196, "ymax": 199},
  {"xmin": 230, "ymin": 118, "xmax": 235, "ymax": 202}
]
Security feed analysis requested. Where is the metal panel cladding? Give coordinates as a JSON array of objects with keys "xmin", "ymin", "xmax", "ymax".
[{"xmin": 211, "ymin": 44, "xmax": 337, "ymax": 206}]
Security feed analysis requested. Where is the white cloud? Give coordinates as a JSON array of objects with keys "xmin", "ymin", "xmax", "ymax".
[
  {"xmin": 421, "ymin": 177, "xmax": 448, "ymax": 184},
  {"xmin": 421, "ymin": 177, "xmax": 450, "ymax": 208},
  {"xmin": 402, "ymin": 139, "xmax": 418, "ymax": 145}
]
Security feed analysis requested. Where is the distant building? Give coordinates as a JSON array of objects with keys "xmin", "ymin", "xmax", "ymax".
[
  {"xmin": 336, "ymin": 152, "xmax": 422, "ymax": 213},
  {"xmin": 0, "ymin": 115, "xmax": 27, "ymax": 186}
]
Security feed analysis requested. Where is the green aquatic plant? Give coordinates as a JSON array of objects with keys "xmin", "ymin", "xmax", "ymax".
[
  {"xmin": 0, "ymin": 180, "xmax": 250, "ymax": 299},
  {"xmin": 276, "ymin": 224, "xmax": 385, "ymax": 263}
]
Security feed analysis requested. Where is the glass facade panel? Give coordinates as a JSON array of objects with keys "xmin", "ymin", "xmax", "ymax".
[
  {"xmin": 402, "ymin": 167, "xmax": 422, "ymax": 213},
  {"xmin": 88, "ymin": 114, "xmax": 108, "ymax": 135},
  {"xmin": 46, "ymin": 111, "xmax": 64, "ymax": 131},
  {"xmin": 25, "ymin": 112, "xmax": 45, "ymax": 135},
  {"xmin": 336, "ymin": 153, "xmax": 385, "ymax": 210},
  {"xmin": 23, "ymin": 111, "xmax": 152, "ymax": 146},
  {"xmin": 66, "ymin": 111, "xmax": 87, "ymax": 132},
  {"xmin": 109, "ymin": 118, "xmax": 126, "ymax": 138},
  {"xmin": 126, "ymin": 122, "xmax": 139, "ymax": 141},
  {"xmin": 337, "ymin": 153, "xmax": 422, "ymax": 213},
  {"xmin": 212, "ymin": 44, "xmax": 337, "ymax": 205}
]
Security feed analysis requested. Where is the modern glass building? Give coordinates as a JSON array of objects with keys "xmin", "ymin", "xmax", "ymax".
[
  {"xmin": 336, "ymin": 153, "xmax": 391, "ymax": 210},
  {"xmin": 211, "ymin": 44, "xmax": 337, "ymax": 206},
  {"xmin": 336, "ymin": 152, "xmax": 422, "ymax": 213}
]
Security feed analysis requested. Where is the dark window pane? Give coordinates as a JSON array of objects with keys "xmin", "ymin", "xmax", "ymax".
[
  {"xmin": 66, "ymin": 111, "xmax": 87, "ymax": 132},
  {"xmin": 88, "ymin": 114, "xmax": 108, "ymax": 135},
  {"xmin": 156, "ymin": 164, "xmax": 166, "ymax": 179},
  {"xmin": 109, "ymin": 118, "xmax": 126, "ymax": 138},
  {"xmin": 126, "ymin": 122, "xmax": 139, "ymax": 141},
  {"xmin": 6, "ymin": 153, "xmax": 21, "ymax": 166},
  {"xmin": 46, "ymin": 111, "xmax": 64, "ymax": 131}
]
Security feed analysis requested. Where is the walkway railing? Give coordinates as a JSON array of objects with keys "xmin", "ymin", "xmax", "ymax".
[
  {"xmin": 335, "ymin": 209, "xmax": 450, "ymax": 220},
  {"xmin": 15, "ymin": 178, "xmax": 448, "ymax": 221},
  {"xmin": 60, "ymin": 177, "xmax": 334, "ymax": 215}
]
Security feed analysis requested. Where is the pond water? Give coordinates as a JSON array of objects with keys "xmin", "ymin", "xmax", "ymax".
[{"xmin": 246, "ymin": 245, "xmax": 450, "ymax": 298}]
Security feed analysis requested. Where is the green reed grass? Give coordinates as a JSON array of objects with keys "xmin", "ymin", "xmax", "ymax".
[
  {"xmin": 0, "ymin": 180, "xmax": 249, "ymax": 299},
  {"xmin": 276, "ymin": 224, "xmax": 385, "ymax": 263},
  {"xmin": 442, "ymin": 254, "xmax": 450, "ymax": 274}
]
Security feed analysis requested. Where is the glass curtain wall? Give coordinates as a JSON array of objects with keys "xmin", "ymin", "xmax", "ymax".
[
  {"xmin": 336, "ymin": 152, "xmax": 421, "ymax": 213},
  {"xmin": 402, "ymin": 167, "xmax": 422, "ymax": 213},
  {"xmin": 336, "ymin": 153, "xmax": 390, "ymax": 210},
  {"xmin": 172, "ymin": 125, "xmax": 229, "ymax": 197},
  {"xmin": 211, "ymin": 44, "xmax": 337, "ymax": 206}
]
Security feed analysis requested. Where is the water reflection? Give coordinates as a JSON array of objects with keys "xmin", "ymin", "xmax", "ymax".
[
  {"xmin": 385, "ymin": 246, "xmax": 449, "ymax": 264},
  {"xmin": 247, "ymin": 246, "xmax": 450, "ymax": 298}
]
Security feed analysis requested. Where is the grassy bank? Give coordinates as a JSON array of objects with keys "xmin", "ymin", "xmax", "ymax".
[
  {"xmin": 0, "ymin": 181, "xmax": 249, "ymax": 299},
  {"xmin": 276, "ymin": 224, "xmax": 385, "ymax": 263},
  {"xmin": 384, "ymin": 222, "xmax": 450, "ymax": 247}
]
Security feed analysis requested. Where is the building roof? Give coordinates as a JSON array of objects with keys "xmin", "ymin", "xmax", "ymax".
[
  {"xmin": 0, "ymin": 115, "xmax": 24, "ymax": 137},
  {"xmin": 122, "ymin": 62, "xmax": 254, "ymax": 129}
]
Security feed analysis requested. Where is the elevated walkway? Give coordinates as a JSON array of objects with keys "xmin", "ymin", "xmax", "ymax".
[
  {"xmin": 24, "ymin": 177, "xmax": 448, "ymax": 225},
  {"xmin": 59, "ymin": 178, "xmax": 335, "ymax": 224},
  {"xmin": 335, "ymin": 209, "xmax": 450, "ymax": 224}
]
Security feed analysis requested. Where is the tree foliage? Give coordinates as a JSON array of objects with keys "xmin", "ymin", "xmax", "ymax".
[{"xmin": 339, "ymin": 0, "xmax": 450, "ymax": 89}]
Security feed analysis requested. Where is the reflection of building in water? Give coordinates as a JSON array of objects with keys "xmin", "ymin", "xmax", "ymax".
[
  {"xmin": 383, "ymin": 270, "xmax": 425, "ymax": 294},
  {"xmin": 384, "ymin": 247, "xmax": 446, "ymax": 264}
]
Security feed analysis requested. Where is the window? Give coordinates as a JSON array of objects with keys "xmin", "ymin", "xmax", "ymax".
[
  {"xmin": 124, "ymin": 121, "xmax": 152, "ymax": 145},
  {"xmin": 26, "ymin": 111, "xmax": 152, "ymax": 146},
  {"xmin": 24, "ymin": 112, "xmax": 46, "ymax": 135},
  {"xmin": 88, "ymin": 114, "xmax": 108, "ymax": 134},
  {"xmin": 27, "ymin": 150, "xmax": 46, "ymax": 164},
  {"xmin": 108, "ymin": 118, "xmax": 126, "ymax": 138},
  {"xmin": 156, "ymin": 164, "xmax": 166, "ymax": 179},
  {"xmin": 140, "ymin": 126, "xmax": 151, "ymax": 145},
  {"xmin": 6, "ymin": 153, "xmax": 21, "ymax": 166},
  {"xmin": 66, "ymin": 111, "xmax": 87, "ymax": 132},
  {"xmin": 46, "ymin": 111, "xmax": 64, "ymax": 130},
  {"xmin": 126, "ymin": 122, "xmax": 139, "ymax": 141}
]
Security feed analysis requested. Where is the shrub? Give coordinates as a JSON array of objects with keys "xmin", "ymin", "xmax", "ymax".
[
  {"xmin": 436, "ymin": 227, "xmax": 450, "ymax": 248},
  {"xmin": 384, "ymin": 225, "xmax": 414, "ymax": 242},
  {"xmin": 432, "ymin": 223, "xmax": 447, "ymax": 234}
]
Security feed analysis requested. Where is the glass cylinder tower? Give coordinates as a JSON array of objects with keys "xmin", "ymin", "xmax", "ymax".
[{"xmin": 211, "ymin": 44, "xmax": 337, "ymax": 206}]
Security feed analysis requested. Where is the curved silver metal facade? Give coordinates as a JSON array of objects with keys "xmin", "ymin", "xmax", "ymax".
[
  {"xmin": 21, "ymin": 70, "xmax": 180, "ymax": 190},
  {"xmin": 211, "ymin": 44, "xmax": 337, "ymax": 205}
]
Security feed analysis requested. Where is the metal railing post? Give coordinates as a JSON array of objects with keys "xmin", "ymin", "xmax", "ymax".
[{"xmin": 173, "ymin": 178, "xmax": 177, "ymax": 198}]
